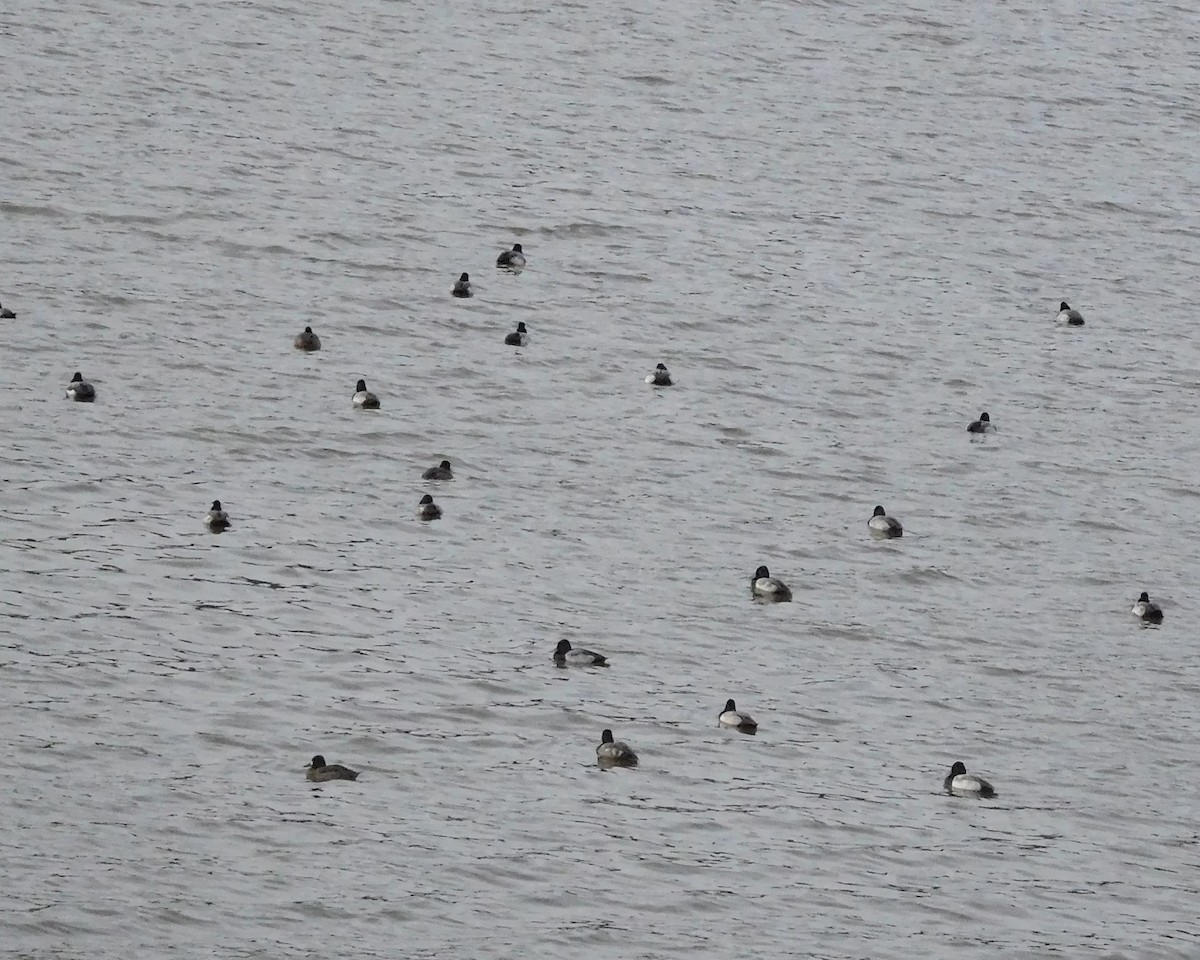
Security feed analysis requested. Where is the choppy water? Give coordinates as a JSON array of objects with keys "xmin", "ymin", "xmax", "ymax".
[{"xmin": 4, "ymin": 0, "xmax": 1200, "ymax": 956}]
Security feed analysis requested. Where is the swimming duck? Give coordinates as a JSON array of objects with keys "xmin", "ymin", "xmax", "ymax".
[
  {"xmin": 352, "ymin": 379, "xmax": 380, "ymax": 409},
  {"xmin": 293, "ymin": 326, "xmax": 321, "ymax": 351},
  {"xmin": 718, "ymin": 699, "xmax": 758, "ymax": 734},
  {"xmin": 596, "ymin": 729, "xmax": 637, "ymax": 767},
  {"xmin": 645, "ymin": 363, "xmax": 672, "ymax": 386},
  {"xmin": 967, "ymin": 412, "xmax": 992, "ymax": 433},
  {"xmin": 496, "ymin": 243, "xmax": 526, "ymax": 268},
  {"xmin": 554, "ymin": 638, "xmax": 609, "ymax": 667},
  {"xmin": 452, "ymin": 272, "xmax": 472, "ymax": 298},
  {"xmin": 422, "ymin": 459, "xmax": 453, "ymax": 481},
  {"xmin": 943, "ymin": 760, "xmax": 996, "ymax": 798},
  {"xmin": 504, "ymin": 322, "xmax": 528, "ymax": 346},
  {"xmin": 868, "ymin": 505, "xmax": 903, "ymax": 538},
  {"xmin": 66, "ymin": 371, "xmax": 96, "ymax": 402},
  {"xmin": 417, "ymin": 494, "xmax": 442, "ymax": 520},
  {"xmin": 750, "ymin": 565, "xmax": 792, "ymax": 602},
  {"xmin": 1131, "ymin": 591, "xmax": 1163, "ymax": 624},
  {"xmin": 306, "ymin": 755, "xmax": 359, "ymax": 782},
  {"xmin": 0, "ymin": 302, "xmax": 15, "ymax": 319},
  {"xmin": 1056, "ymin": 301, "xmax": 1085, "ymax": 325},
  {"xmin": 205, "ymin": 500, "xmax": 231, "ymax": 532}
]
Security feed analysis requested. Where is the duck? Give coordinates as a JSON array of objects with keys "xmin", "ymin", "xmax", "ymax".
[
  {"xmin": 718, "ymin": 699, "xmax": 758, "ymax": 734},
  {"xmin": 1056, "ymin": 301, "xmax": 1085, "ymax": 325},
  {"xmin": 66, "ymin": 371, "xmax": 96, "ymax": 402},
  {"xmin": 452, "ymin": 272, "xmax": 472, "ymax": 298},
  {"xmin": 293, "ymin": 326, "xmax": 321, "ymax": 351},
  {"xmin": 645, "ymin": 363, "xmax": 672, "ymax": 386},
  {"xmin": 0, "ymin": 302, "xmax": 15, "ymax": 319},
  {"xmin": 943, "ymin": 760, "xmax": 996, "ymax": 798},
  {"xmin": 967, "ymin": 412, "xmax": 992, "ymax": 433},
  {"xmin": 352, "ymin": 379, "xmax": 380, "ymax": 409},
  {"xmin": 417, "ymin": 494, "xmax": 442, "ymax": 520},
  {"xmin": 554, "ymin": 638, "xmax": 608, "ymax": 667},
  {"xmin": 868, "ymin": 505, "xmax": 903, "ymax": 538},
  {"xmin": 306, "ymin": 755, "xmax": 359, "ymax": 782},
  {"xmin": 496, "ymin": 243, "xmax": 526, "ymax": 268},
  {"xmin": 596, "ymin": 729, "xmax": 638, "ymax": 767},
  {"xmin": 750, "ymin": 565, "xmax": 792, "ymax": 602},
  {"xmin": 1131, "ymin": 591, "xmax": 1163, "ymax": 624},
  {"xmin": 422, "ymin": 459, "xmax": 453, "ymax": 481},
  {"xmin": 204, "ymin": 500, "xmax": 231, "ymax": 532},
  {"xmin": 504, "ymin": 321, "xmax": 528, "ymax": 346}
]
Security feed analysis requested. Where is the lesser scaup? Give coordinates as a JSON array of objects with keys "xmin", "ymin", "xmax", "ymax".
[
  {"xmin": 868, "ymin": 505, "xmax": 903, "ymax": 538},
  {"xmin": 422, "ymin": 459, "xmax": 453, "ymax": 481},
  {"xmin": 417, "ymin": 493, "xmax": 442, "ymax": 520},
  {"xmin": 352, "ymin": 379, "xmax": 380, "ymax": 409},
  {"xmin": 718, "ymin": 699, "xmax": 758, "ymax": 734},
  {"xmin": 504, "ymin": 321, "xmax": 528, "ymax": 346},
  {"xmin": 554, "ymin": 638, "xmax": 609, "ymax": 667},
  {"xmin": 66, "ymin": 371, "xmax": 96, "ymax": 402},
  {"xmin": 205, "ymin": 500, "xmax": 231, "ymax": 532},
  {"xmin": 294, "ymin": 326, "xmax": 321, "ymax": 351},
  {"xmin": 967, "ymin": 412, "xmax": 992, "ymax": 433},
  {"xmin": 943, "ymin": 760, "xmax": 996, "ymax": 798},
  {"xmin": 646, "ymin": 363, "xmax": 672, "ymax": 386},
  {"xmin": 1057, "ymin": 301, "xmax": 1085, "ymax": 325},
  {"xmin": 597, "ymin": 729, "xmax": 638, "ymax": 767},
  {"xmin": 452, "ymin": 272, "xmax": 472, "ymax": 298},
  {"xmin": 750, "ymin": 565, "xmax": 792, "ymax": 602},
  {"xmin": 306, "ymin": 755, "xmax": 359, "ymax": 782},
  {"xmin": 1131, "ymin": 591, "xmax": 1163, "ymax": 624},
  {"xmin": 496, "ymin": 243, "xmax": 526, "ymax": 269}
]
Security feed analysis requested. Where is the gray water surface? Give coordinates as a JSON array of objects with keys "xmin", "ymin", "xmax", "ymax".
[{"xmin": 3, "ymin": 0, "xmax": 1200, "ymax": 957}]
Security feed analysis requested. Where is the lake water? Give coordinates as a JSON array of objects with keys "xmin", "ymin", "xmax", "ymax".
[{"xmin": 3, "ymin": 0, "xmax": 1200, "ymax": 957}]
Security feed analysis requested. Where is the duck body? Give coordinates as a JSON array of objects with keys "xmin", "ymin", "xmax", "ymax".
[
  {"xmin": 306, "ymin": 755, "xmax": 359, "ymax": 782},
  {"xmin": 718, "ymin": 699, "xmax": 758, "ymax": 734},
  {"xmin": 1057, "ymin": 301, "xmax": 1085, "ymax": 325},
  {"xmin": 352, "ymin": 379, "xmax": 380, "ymax": 409},
  {"xmin": 554, "ymin": 638, "xmax": 608, "ymax": 667},
  {"xmin": 1132, "ymin": 591, "xmax": 1163, "ymax": 624},
  {"xmin": 66, "ymin": 372, "xmax": 95, "ymax": 402},
  {"xmin": 967, "ymin": 412, "xmax": 992, "ymax": 434},
  {"xmin": 868, "ymin": 505, "xmax": 903, "ymax": 538},
  {"xmin": 504, "ymin": 322, "xmax": 528, "ymax": 346},
  {"xmin": 750, "ymin": 565, "xmax": 792, "ymax": 602},
  {"xmin": 597, "ymin": 729, "xmax": 637, "ymax": 767},
  {"xmin": 417, "ymin": 494, "xmax": 442, "ymax": 520},
  {"xmin": 205, "ymin": 500, "xmax": 231, "ymax": 532},
  {"xmin": 943, "ymin": 761, "xmax": 995, "ymax": 797},
  {"xmin": 422, "ymin": 459, "xmax": 453, "ymax": 481},
  {"xmin": 294, "ymin": 326, "xmax": 321, "ymax": 351},
  {"xmin": 646, "ymin": 363, "xmax": 672, "ymax": 386},
  {"xmin": 452, "ymin": 272, "xmax": 472, "ymax": 298},
  {"xmin": 497, "ymin": 243, "xmax": 526, "ymax": 268},
  {"xmin": 0, "ymin": 303, "xmax": 15, "ymax": 319}
]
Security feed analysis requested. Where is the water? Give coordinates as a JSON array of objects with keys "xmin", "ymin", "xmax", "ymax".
[{"xmin": 3, "ymin": 0, "xmax": 1200, "ymax": 956}]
